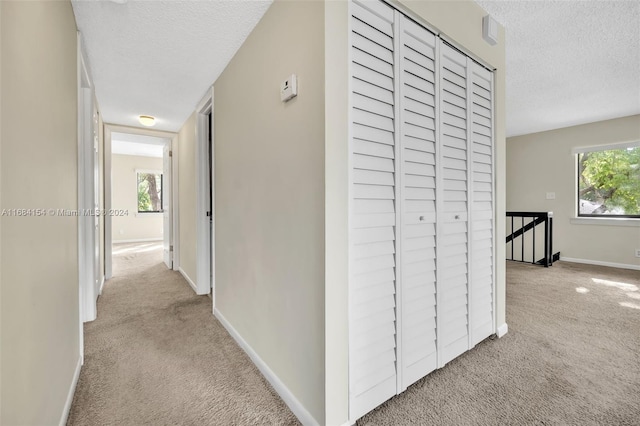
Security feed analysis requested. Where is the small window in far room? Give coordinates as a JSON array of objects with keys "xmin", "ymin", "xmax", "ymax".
[
  {"xmin": 137, "ymin": 171, "xmax": 163, "ymax": 213},
  {"xmin": 577, "ymin": 144, "xmax": 640, "ymax": 218}
]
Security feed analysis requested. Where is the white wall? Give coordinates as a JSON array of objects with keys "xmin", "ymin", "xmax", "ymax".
[
  {"xmin": 0, "ymin": 1, "xmax": 80, "ymax": 424},
  {"xmin": 111, "ymin": 153, "xmax": 163, "ymax": 242},
  {"xmin": 324, "ymin": 2, "xmax": 349, "ymax": 423},
  {"xmin": 507, "ymin": 115, "xmax": 640, "ymax": 269},
  {"xmin": 213, "ymin": 0, "xmax": 325, "ymax": 423}
]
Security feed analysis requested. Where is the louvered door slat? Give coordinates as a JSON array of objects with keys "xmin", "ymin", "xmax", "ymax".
[
  {"xmin": 438, "ymin": 43, "xmax": 470, "ymax": 366},
  {"xmin": 353, "ymin": 139, "xmax": 395, "ymax": 159},
  {"xmin": 398, "ymin": 15, "xmax": 438, "ymax": 390},
  {"xmin": 350, "ymin": 0, "xmax": 398, "ymax": 420},
  {"xmin": 353, "ymin": 78, "xmax": 395, "ymax": 106},
  {"xmin": 353, "ymin": 169, "xmax": 395, "ymax": 186},
  {"xmin": 354, "ymin": 93, "xmax": 395, "ymax": 119},
  {"xmin": 469, "ymin": 62, "xmax": 495, "ymax": 347}
]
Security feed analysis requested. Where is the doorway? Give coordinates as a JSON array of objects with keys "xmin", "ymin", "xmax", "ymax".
[
  {"xmin": 104, "ymin": 125, "xmax": 178, "ymax": 282},
  {"xmin": 194, "ymin": 88, "xmax": 215, "ymax": 301},
  {"xmin": 110, "ymin": 132, "xmax": 170, "ymax": 273}
]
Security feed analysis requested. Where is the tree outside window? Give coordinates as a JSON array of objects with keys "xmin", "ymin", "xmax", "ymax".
[
  {"xmin": 578, "ymin": 145, "xmax": 639, "ymax": 217},
  {"xmin": 137, "ymin": 172, "xmax": 163, "ymax": 213}
]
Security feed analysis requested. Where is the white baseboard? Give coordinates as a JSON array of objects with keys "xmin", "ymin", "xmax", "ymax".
[
  {"xmin": 560, "ymin": 257, "xmax": 640, "ymax": 271},
  {"xmin": 112, "ymin": 238, "xmax": 162, "ymax": 244},
  {"xmin": 59, "ymin": 356, "xmax": 82, "ymax": 426},
  {"xmin": 496, "ymin": 323, "xmax": 508, "ymax": 338},
  {"xmin": 178, "ymin": 267, "xmax": 198, "ymax": 294},
  {"xmin": 214, "ymin": 308, "xmax": 320, "ymax": 426}
]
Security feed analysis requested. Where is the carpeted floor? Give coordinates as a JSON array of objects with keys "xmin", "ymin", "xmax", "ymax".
[
  {"xmin": 67, "ymin": 243, "xmax": 298, "ymax": 425},
  {"xmin": 358, "ymin": 261, "xmax": 640, "ymax": 426},
  {"xmin": 68, "ymin": 245, "xmax": 640, "ymax": 425}
]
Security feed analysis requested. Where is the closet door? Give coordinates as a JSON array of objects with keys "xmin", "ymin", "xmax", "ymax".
[
  {"xmin": 437, "ymin": 43, "xmax": 470, "ymax": 365},
  {"xmin": 469, "ymin": 63, "xmax": 495, "ymax": 345},
  {"xmin": 398, "ymin": 17, "xmax": 438, "ymax": 390},
  {"xmin": 349, "ymin": 0, "xmax": 398, "ymax": 419}
]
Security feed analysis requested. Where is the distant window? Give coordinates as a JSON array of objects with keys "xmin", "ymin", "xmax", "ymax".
[
  {"xmin": 577, "ymin": 144, "xmax": 639, "ymax": 218},
  {"xmin": 137, "ymin": 171, "xmax": 163, "ymax": 213}
]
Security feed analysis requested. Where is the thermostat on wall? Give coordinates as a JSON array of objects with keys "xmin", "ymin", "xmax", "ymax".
[{"xmin": 281, "ymin": 74, "xmax": 298, "ymax": 102}]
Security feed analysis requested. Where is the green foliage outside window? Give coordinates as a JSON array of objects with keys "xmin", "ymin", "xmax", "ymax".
[
  {"xmin": 578, "ymin": 147, "xmax": 640, "ymax": 216},
  {"xmin": 137, "ymin": 172, "xmax": 162, "ymax": 213}
]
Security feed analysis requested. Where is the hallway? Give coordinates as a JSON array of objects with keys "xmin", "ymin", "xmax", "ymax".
[{"xmin": 68, "ymin": 243, "xmax": 297, "ymax": 425}]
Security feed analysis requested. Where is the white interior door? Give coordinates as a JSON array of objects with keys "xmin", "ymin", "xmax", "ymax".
[
  {"xmin": 349, "ymin": 0, "xmax": 398, "ymax": 420},
  {"xmin": 398, "ymin": 16, "xmax": 438, "ymax": 390},
  {"xmin": 93, "ymin": 103, "xmax": 100, "ymax": 297},
  {"xmin": 437, "ymin": 43, "xmax": 470, "ymax": 366},
  {"xmin": 348, "ymin": 0, "xmax": 496, "ymax": 421},
  {"xmin": 469, "ymin": 63, "xmax": 495, "ymax": 345},
  {"xmin": 81, "ymin": 87, "xmax": 97, "ymax": 322},
  {"xmin": 163, "ymin": 142, "xmax": 172, "ymax": 269}
]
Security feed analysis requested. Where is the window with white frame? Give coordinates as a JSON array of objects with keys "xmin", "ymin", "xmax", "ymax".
[
  {"xmin": 137, "ymin": 171, "xmax": 163, "ymax": 213},
  {"xmin": 575, "ymin": 142, "xmax": 640, "ymax": 218}
]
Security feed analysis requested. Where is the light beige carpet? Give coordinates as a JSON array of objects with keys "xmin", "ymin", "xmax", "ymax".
[
  {"xmin": 67, "ymin": 243, "xmax": 298, "ymax": 425},
  {"xmin": 68, "ymin": 245, "xmax": 640, "ymax": 425},
  {"xmin": 358, "ymin": 261, "xmax": 640, "ymax": 426}
]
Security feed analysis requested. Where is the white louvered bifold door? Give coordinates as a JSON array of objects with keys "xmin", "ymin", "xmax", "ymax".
[
  {"xmin": 469, "ymin": 63, "xmax": 495, "ymax": 346},
  {"xmin": 349, "ymin": 1, "xmax": 496, "ymax": 421},
  {"xmin": 437, "ymin": 43, "xmax": 470, "ymax": 366},
  {"xmin": 349, "ymin": 0, "xmax": 398, "ymax": 420},
  {"xmin": 398, "ymin": 17, "xmax": 438, "ymax": 390}
]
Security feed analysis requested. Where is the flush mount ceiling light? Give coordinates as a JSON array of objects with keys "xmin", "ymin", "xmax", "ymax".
[{"xmin": 138, "ymin": 115, "xmax": 155, "ymax": 127}]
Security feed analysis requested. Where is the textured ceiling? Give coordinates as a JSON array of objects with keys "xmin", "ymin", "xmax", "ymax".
[
  {"xmin": 72, "ymin": 0, "xmax": 272, "ymax": 132},
  {"xmin": 475, "ymin": 0, "xmax": 640, "ymax": 137},
  {"xmin": 73, "ymin": 1, "xmax": 639, "ymax": 137}
]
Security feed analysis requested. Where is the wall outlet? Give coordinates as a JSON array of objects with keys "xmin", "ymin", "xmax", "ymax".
[
  {"xmin": 546, "ymin": 192, "xmax": 556, "ymax": 200},
  {"xmin": 635, "ymin": 249, "xmax": 640, "ymax": 258}
]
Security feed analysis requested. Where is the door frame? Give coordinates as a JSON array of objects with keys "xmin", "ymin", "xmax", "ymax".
[
  {"xmin": 77, "ymin": 34, "xmax": 98, "ymax": 332},
  {"xmin": 103, "ymin": 124, "xmax": 179, "ymax": 279},
  {"xmin": 195, "ymin": 87, "xmax": 215, "ymax": 301}
]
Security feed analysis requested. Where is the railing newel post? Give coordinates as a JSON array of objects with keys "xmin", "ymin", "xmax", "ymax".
[{"xmin": 507, "ymin": 211, "xmax": 555, "ymax": 268}]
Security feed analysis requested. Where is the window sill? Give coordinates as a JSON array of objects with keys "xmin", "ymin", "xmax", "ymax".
[
  {"xmin": 570, "ymin": 217, "xmax": 640, "ymax": 227},
  {"xmin": 136, "ymin": 212, "xmax": 163, "ymax": 218}
]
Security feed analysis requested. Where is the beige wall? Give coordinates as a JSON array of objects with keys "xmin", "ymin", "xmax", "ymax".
[
  {"xmin": 111, "ymin": 154, "xmax": 164, "ymax": 242},
  {"xmin": 178, "ymin": 112, "xmax": 197, "ymax": 282},
  {"xmin": 507, "ymin": 115, "xmax": 640, "ymax": 268},
  {"xmin": 213, "ymin": 0, "xmax": 325, "ymax": 423},
  {"xmin": 0, "ymin": 1, "xmax": 80, "ymax": 424},
  {"xmin": 324, "ymin": 0, "xmax": 507, "ymax": 423}
]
